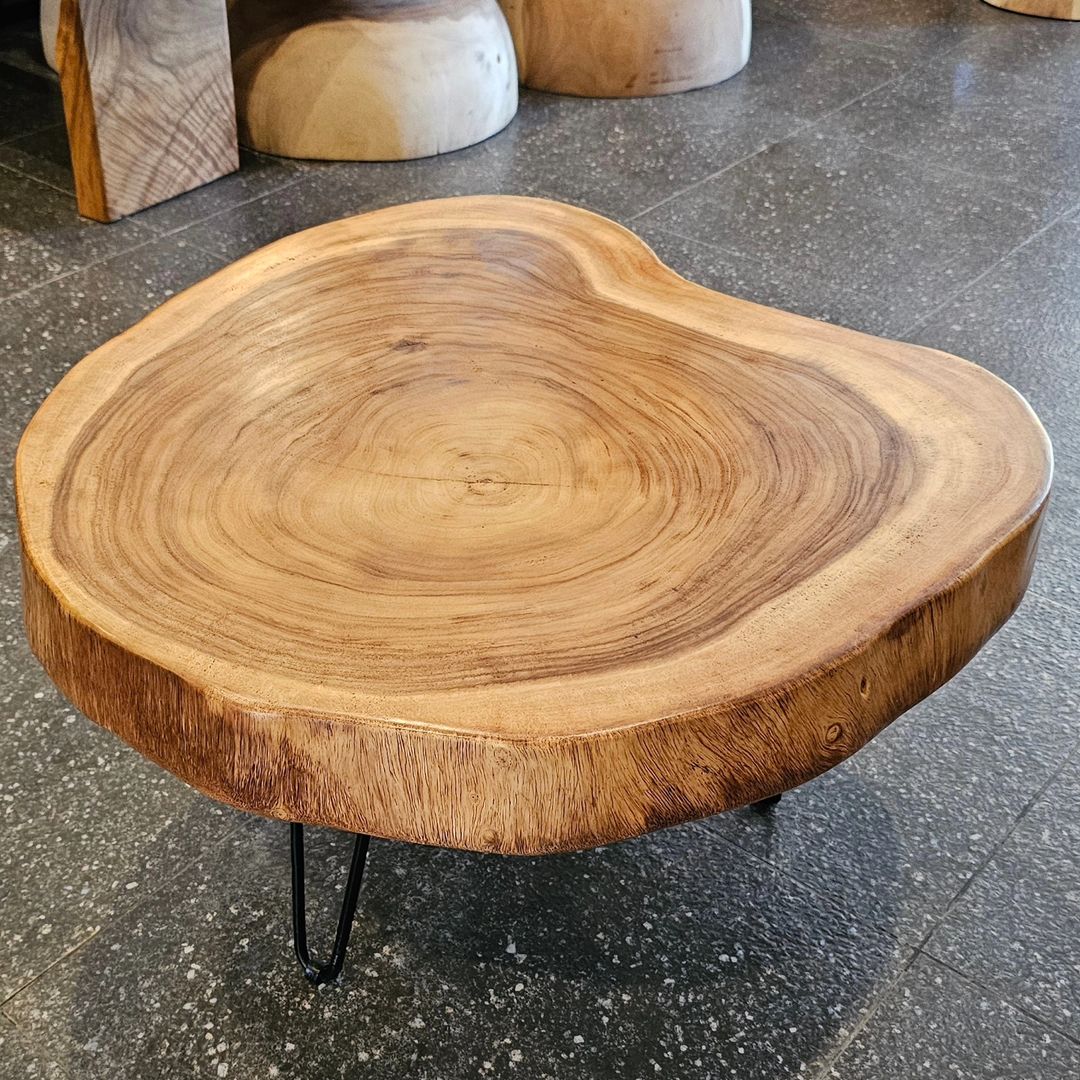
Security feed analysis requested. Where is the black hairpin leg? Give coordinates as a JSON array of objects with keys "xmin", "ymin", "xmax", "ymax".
[
  {"xmin": 290, "ymin": 822, "xmax": 370, "ymax": 986},
  {"xmin": 752, "ymin": 794, "xmax": 782, "ymax": 811}
]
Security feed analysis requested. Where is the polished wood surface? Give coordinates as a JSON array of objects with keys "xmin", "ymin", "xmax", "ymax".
[
  {"xmin": 228, "ymin": 0, "xmax": 518, "ymax": 161},
  {"xmin": 18, "ymin": 197, "xmax": 1051, "ymax": 854},
  {"xmin": 54, "ymin": 0, "xmax": 238, "ymax": 221},
  {"xmin": 983, "ymin": 0, "xmax": 1080, "ymax": 18},
  {"xmin": 498, "ymin": 0, "xmax": 750, "ymax": 97}
]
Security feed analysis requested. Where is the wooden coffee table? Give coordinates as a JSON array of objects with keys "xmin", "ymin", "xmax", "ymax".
[{"xmin": 17, "ymin": 197, "xmax": 1051, "ymax": 984}]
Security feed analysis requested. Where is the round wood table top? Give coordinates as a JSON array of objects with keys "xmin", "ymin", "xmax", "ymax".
[{"xmin": 17, "ymin": 197, "xmax": 1051, "ymax": 854}]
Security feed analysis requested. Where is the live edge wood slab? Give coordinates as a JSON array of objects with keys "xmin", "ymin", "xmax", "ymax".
[
  {"xmin": 54, "ymin": 0, "xmax": 238, "ymax": 221},
  {"xmin": 17, "ymin": 197, "xmax": 1051, "ymax": 856}
]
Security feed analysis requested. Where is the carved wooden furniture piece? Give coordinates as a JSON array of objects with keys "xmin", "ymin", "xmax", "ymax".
[
  {"xmin": 18, "ymin": 197, "xmax": 1051, "ymax": 982},
  {"xmin": 498, "ymin": 0, "xmax": 751, "ymax": 96},
  {"xmin": 983, "ymin": 0, "xmax": 1080, "ymax": 17},
  {"xmin": 51, "ymin": 0, "xmax": 238, "ymax": 221},
  {"xmin": 228, "ymin": 0, "xmax": 518, "ymax": 161},
  {"xmin": 43, "ymin": 0, "xmax": 753, "ymax": 212}
]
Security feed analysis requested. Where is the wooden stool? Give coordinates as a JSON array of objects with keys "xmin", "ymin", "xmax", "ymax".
[
  {"xmin": 18, "ymin": 197, "xmax": 1050, "ymax": 984},
  {"xmin": 983, "ymin": 0, "xmax": 1079, "ymax": 18},
  {"xmin": 41, "ymin": 0, "xmax": 239, "ymax": 221},
  {"xmin": 228, "ymin": 0, "xmax": 519, "ymax": 160},
  {"xmin": 498, "ymin": 0, "xmax": 751, "ymax": 97}
]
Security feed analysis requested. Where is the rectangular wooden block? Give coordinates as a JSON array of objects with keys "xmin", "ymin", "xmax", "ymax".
[{"xmin": 57, "ymin": 0, "xmax": 239, "ymax": 222}]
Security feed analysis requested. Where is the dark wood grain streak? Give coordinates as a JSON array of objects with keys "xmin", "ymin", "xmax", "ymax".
[{"xmin": 17, "ymin": 197, "xmax": 1052, "ymax": 853}]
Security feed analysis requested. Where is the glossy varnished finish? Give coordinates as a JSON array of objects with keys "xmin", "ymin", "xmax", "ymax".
[
  {"xmin": 17, "ymin": 197, "xmax": 1051, "ymax": 854},
  {"xmin": 498, "ymin": 0, "xmax": 750, "ymax": 97},
  {"xmin": 228, "ymin": 0, "xmax": 518, "ymax": 161},
  {"xmin": 54, "ymin": 0, "xmax": 238, "ymax": 221},
  {"xmin": 983, "ymin": 0, "xmax": 1080, "ymax": 19}
]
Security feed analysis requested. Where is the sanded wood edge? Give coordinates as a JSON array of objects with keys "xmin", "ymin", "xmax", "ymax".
[
  {"xmin": 56, "ymin": 0, "xmax": 110, "ymax": 221},
  {"xmin": 983, "ymin": 0, "xmax": 1080, "ymax": 19},
  {"xmin": 20, "ymin": 503, "xmax": 1045, "ymax": 854}
]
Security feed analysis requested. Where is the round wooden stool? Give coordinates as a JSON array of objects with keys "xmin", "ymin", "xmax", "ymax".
[
  {"xmin": 498, "ymin": 0, "xmax": 752, "ymax": 97},
  {"xmin": 18, "ymin": 197, "xmax": 1050, "ymax": 983},
  {"xmin": 228, "ymin": 0, "xmax": 519, "ymax": 160}
]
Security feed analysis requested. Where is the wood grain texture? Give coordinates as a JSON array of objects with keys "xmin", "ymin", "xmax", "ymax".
[
  {"xmin": 40, "ymin": 0, "xmax": 60, "ymax": 69},
  {"xmin": 17, "ymin": 196, "xmax": 1052, "ymax": 854},
  {"xmin": 498, "ymin": 0, "xmax": 750, "ymax": 97},
  {"xmin": 228, "ymin": 0, "xmax": 518, "ymax": 161},
  {"xmin": 982, "ymin": 0, "xmax": 1080, "ymax": 18},
  {"xmin": 54, "ymin": 0, "xmax": 239, "ymax": 222}
]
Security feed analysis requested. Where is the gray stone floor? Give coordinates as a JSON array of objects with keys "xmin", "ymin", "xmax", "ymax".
[{"xmin": 1, "ymin": 2, "xmax": 1078, "ymax": 1077}]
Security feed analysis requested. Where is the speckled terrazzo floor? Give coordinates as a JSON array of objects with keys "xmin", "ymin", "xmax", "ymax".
[{"xmin": 1, "ymin": 3, "xmax": 1079, "ymax": 1078}]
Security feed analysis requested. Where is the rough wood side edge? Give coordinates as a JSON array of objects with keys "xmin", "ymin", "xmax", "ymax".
[
  {"xmin": 20, "ymin": 505, "xmax": 1045, "ymax": 855},
  {"xmin": 56, "ymin": 0, "xmax": 110, "ymax": 221}
]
